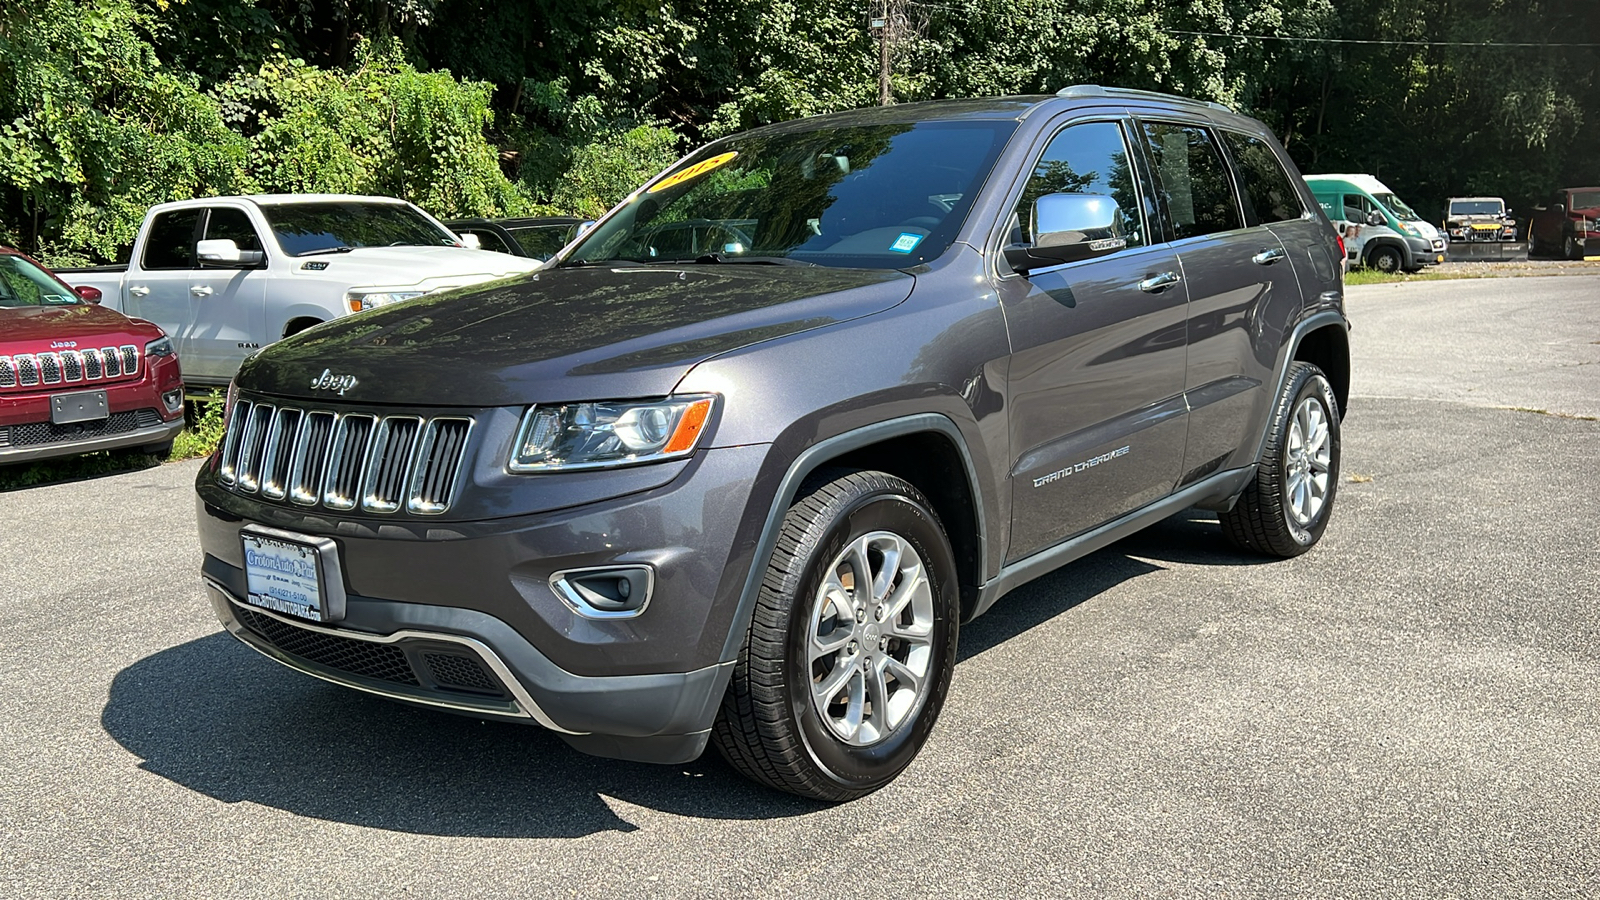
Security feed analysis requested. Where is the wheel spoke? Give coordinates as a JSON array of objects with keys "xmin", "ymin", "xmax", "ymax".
[
  {"xmin": 883, "ymin": 656, "xmax": 923, "ymax": 696},
  {"xmin": 812, "ymin": 655, "xmax": 859, "ymax": 708},
  {"xmin": 870, "ymin": 536, "xmax": 901, "ymax": 601},
  {"xmin": 864, "ymin": 659, "xmax": 891, "ymax": 734},
  {"xmin": 810, "ymin": 626, "xmax": 852, "ymax": 660}
]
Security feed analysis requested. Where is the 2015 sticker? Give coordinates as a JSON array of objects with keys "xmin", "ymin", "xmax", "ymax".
[
  {"xmin": 890, "ymin": 232, "xmax": 924, "ymax": 253},
  {"xmin": 648, "ymin": 151, "xmax": 739, "ymax": 194}
]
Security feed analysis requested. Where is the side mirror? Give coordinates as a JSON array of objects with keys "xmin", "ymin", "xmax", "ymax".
[
  {"xmin": 575, "ymin": 220, "xmax": 598, "ymax": 239},
  {"xmin": 1366, "ymin": 210, "xmax": 1385, "ymax": 227},
  {"xmin": 1552, "ymin": 203, "xmax": 1565, "ymax": 214},
  {"xmin": 74, "ymin": 285, "xmax": 102, "ymax": 304},
  {"xmin": 197, "ymin": 238, "xmax": 265, "ymax": 267},
  {"xmin": 1505, "ymin": 208, "xmax": 1514, "ymax": 217},
  {"xmin": 457, "ymin": 232, "xmax": 482, "ymax": 250},
  {"xmin": 1003, "ymin": 193, "xmax": 1128, "ymax": 274}
]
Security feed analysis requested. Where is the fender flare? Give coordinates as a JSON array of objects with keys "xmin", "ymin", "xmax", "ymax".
[
  {"xmin": 716, "ymin": 412, "xmax": 988, "ymax": 663},
  {"xmin": 1248, "ymin": 309, "xmax": 1350, "ymax": 465}
]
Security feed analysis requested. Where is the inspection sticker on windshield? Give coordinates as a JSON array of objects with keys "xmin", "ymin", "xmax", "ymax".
[
  {"xmin": 649, "ymin": 151, "xmax": 738, "ymax": 193},
  {"xmin": 890, "ymin": 233, "xmax": 924, "ymax": 253}
]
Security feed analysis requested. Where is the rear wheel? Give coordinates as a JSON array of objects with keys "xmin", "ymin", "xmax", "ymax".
[
  {"xmin": 712, "ymin": 469, "xmax": 960, "ymax": 801},
  {"xmin": 1564, "ymin": 231, "xmax": 1583, "ymax": 260},
  {"xmin": 1220, "ymin": 362, "xmax": 1341, "ymax": 557}
]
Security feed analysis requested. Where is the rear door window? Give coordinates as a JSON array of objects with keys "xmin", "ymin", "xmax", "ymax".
[
  {"xmin": 1139, "ymin": 122, "xmax": 1244, "ymax": 240},
  {"xmin": 1221, "ymin": 133, "xmax": 1306, "ymax": 225},
  {"xmin": 142, "ymin": 209, "xmax": 204, "ymax": 270}
]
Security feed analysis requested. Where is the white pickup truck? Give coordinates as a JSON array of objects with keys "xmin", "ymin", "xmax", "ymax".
[{"xmin": 58, "ymin": 194, "xmax": 541, "ymax": 388}]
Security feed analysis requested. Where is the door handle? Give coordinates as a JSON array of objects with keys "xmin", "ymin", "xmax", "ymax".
[
  {"xmin": 1138, "ymin": 271, "xmax": 1181, "ymax": 293},
  {"xmin": 1252, "ymin": 248, "xmax": 1287, "ymax": 265},
  {"xmin": 190, "ymin": 285, "xmax": 214, "ymax": 297},
  {"xmin": 128, "ymin": 285, "xmax": 151, "ymax": 297}
]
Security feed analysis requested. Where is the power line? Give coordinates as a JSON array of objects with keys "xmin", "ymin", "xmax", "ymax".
[{"xmin": 1163, "ymin": 28, "xmax": 1600, "ymax": 48}]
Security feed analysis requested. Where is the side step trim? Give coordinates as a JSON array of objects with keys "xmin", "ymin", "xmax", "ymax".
[{"xmin": 972, "ymin": 465, "xmax": 1255, "ymax": 618}]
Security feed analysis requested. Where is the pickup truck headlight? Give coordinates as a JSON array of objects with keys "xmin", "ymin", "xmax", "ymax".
[
  {"xmin": 345, "ymin": 290, "xmax": 426, "ymax": 313},
  {"xmin": 145, "ymin": 336, "xmax": 175, "ymax": 358},
  {"xmin": 509, "ymin": 396, "xmax": 715, "ymax": 472}
]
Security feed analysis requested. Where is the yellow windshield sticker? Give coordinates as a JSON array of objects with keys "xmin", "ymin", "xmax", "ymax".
[{"xmin": 648, "ymin": 151, "xmax": 738, "ymax": 193}]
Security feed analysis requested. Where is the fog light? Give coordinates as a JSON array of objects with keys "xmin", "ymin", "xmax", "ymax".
[
  {"xmin": 550, "ymin": 566, "xmax": 653, "ymax": 618},
  {"xmin": 162, "ymin": 389, "xmax": 183, "ymax": 413}
]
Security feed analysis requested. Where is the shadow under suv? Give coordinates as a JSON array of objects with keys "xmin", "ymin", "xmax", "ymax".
[{"xmin": 195, "ymin": 85, "xmax": 1351, "ymax": 801}]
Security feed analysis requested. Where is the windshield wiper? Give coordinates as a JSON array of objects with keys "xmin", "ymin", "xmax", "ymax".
[
  {"xmin": 298, "ymin": 246, "xmax": 355, "ymax": 257},
  {"xmin": 657, "ymin": 254, "xmax": 820, "ymax": 267}
]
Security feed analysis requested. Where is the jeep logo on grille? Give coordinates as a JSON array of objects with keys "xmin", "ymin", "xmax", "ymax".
[{"xmin": 309, "ymin": 369, "xmax": 359, "ymax": 396}]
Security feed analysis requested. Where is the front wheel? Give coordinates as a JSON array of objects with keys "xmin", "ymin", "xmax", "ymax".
[
  {"xmin": 712, "ymin": 469, "xmax": 960, "ymax": 801},
  {"xmin": 1220, "ymin": 362, "xmax": 1341, "ymax": 557},
  {"xmin": 1367, "ymin": 244, "xmax": 1404, "ymax": 273},
  {"xmin": 1564, "ymin": 232, "xmax": 1583, "ymax": 260}
]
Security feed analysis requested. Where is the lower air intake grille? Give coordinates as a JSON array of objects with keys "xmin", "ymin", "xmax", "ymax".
[
  {"xmin": 5, "ymin": 409, "xmax": 162, "ymax": 447},
  {"xmin": 235, "ymin": 606, "xmax": 419, "ymax": 686},
  {"xmin": 423, "ymin": 653, "xmax": 502, "ymax": 694}
]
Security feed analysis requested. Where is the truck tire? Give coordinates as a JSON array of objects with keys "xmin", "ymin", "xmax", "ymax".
[
  {"xmin": 713, "ymin": 469, "xmax": 960, "ymax": 801},
  {"xmin": 1564, "ymin": 231, "xmax": 1583, "ymax": 261},
  {"xmin": 1367, "ymin": 244, "xmax": 1404, "ymax": 274},
  {"xmin": 1220, "ymin": 361, "xmax": 1341, "ymax": 558}
]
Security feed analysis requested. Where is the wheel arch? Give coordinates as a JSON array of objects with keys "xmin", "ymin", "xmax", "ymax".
[
  {"xmin": 282, "ymin": 316, "xmax": 324, "ymax": 338},
  {"xmin": 718, "ymin": 414, "xmax": 989, "ymax": 663},
  {"xmin": 1362, "ymin": 237, "xmax": 1408, "ymax": 268},
  {"xmin": 1292, "ymin": 322, "xmax": 1350, "ymax": 419}
]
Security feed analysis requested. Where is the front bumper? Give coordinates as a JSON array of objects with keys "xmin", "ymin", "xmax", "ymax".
[
  {"xmin": 1405, "ymin": 235, "xmax": 1446, "ymax": 267},
  {"xmin": 0, "ymin": 352, "xmax": 184, "ymax": 463},
  {"xmin": 195, "ymin": 441, "xmax": 778, "ymax": 763}
]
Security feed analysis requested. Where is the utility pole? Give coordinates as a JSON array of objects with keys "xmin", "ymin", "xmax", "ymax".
[{"xmin": 873, "ymin": 0, "xmax": 891, "ymax": 105}]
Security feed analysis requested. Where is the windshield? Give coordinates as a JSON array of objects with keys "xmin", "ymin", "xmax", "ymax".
[
  {"xmin": 1570, "ymin": 191, "xmax": 1600, "ymax": 210},
  {"xmin": 1450, "ymin": 200, "xmax": 1504, "ymax": 216},
  {"xmin": 0, "ymin": 255, "xmax": 79, "ymax": 308},
  {"xmin": 564, "ymin": 120, "xmax": 1017, "ymax": 269},
  {"xmin": 262, "ymin": 202, "xmax": 459, "ymax": 256},
  {"xmin": 1373, "ymin": 192, "xmax": 1422, "ymax": 221},
  {"xmin": 508, "ymin": 224, "xmax": 580, "ymax": 261}
]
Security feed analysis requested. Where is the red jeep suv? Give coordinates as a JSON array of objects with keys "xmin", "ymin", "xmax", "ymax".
[{"xmin": 0, "ymin": 249, "xmax": 185, "ymax": 464}]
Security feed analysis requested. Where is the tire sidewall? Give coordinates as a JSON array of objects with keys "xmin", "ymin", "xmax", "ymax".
[
  {"xmin": 1280, "ymin": 370, "xmax": 1341, "ymax": 548},
  {"xmin": 782, "ymin": 488, "xmax": 959, "ymax": 793},
  {"xmin": 1370, "ymin": 245, "xmax": 1401, "ymax": 273}
]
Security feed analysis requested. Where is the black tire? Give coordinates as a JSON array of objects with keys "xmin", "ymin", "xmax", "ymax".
[
  {"xmin": 1564, "ymin": 231, "xmax": 1583, "ymax": 261},
  {"xmin": 1528, "ymin": 234, "xmax": 1545, "ymax": 259},
  {"xmin": 1220, "ymin": 362, "xmax": 1341, "ymax": 557},
  {"xmin": 1367, "ymin": 244, "xmax": 1404, "ymax": 274},
  {"xmin": 712, "ymin": 469, "xmax": 960, "ymax": 801}
]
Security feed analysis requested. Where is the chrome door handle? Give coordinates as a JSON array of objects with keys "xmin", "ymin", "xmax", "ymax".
[
  {"xmin": 1252, "ymin": 248, "xmax": 1287, "ymax": 265},
  {"xmin": 190, "ymin": 285, "xmax": 214, "ymax": 297},
  {"xmin": 1138, "ymin": 271, "xmax": 1181, "ymax": 293},
  {"xmin": 128, "ymin": 285, "xmax": 151, "ymax": 297}
]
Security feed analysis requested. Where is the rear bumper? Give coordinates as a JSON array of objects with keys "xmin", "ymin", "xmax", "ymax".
[{"xmin": 202, "ymin": 569, "xmax": 730, "ymax": 764}]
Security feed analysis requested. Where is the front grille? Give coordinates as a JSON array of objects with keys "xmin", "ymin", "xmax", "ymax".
[
  {"xmin": 235, "ymin": 606, "xmax": 420, "ymax": 685},
  {"xmin": 220, "ymin": 398, "xmax": 473, "ymax": 515},
  {"xmin": 1, "ymin": 408, "xmax": 162, "ymax": 448},
  {"xmin": 0, "ymin": 344, "xmax": 139, "ymax": 391}
]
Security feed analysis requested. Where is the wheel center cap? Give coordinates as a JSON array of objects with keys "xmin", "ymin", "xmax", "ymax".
[{"xmin": 862, "ymin": 623, "xmax": 882, "ymax": 644}]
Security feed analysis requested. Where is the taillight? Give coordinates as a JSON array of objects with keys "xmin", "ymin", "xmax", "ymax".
[{"xmin": 1336, "ymin": 231, "xmax": 1346, "ymax": 260}]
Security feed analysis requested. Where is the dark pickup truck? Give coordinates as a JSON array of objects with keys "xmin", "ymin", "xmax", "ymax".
[{"xmin": 195, "ymin": 86, "xmax": 1351, "ymax": 801}]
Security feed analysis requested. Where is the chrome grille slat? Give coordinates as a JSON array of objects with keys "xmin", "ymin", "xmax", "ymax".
[
  {"xmin": 100, "ymin": 347, "xmax": 121, "ymax": 378},
  {"xmin": 17, "ymin": 355, "xmax": 39, "ymax": 387},
  {"xmin": 360, "ymin": 417, "xmax": 422, "ymax": 514},
  {"xmin": 120, "ymin": 345, "xmax": 139, "ymax": 377},
  {"xmin": 82, "ymin": 349, "xmax": 103, "ymax": 380},
  {"xmin": 324, "ymin": 414, "xmax": 377, "ymax": 511},
  {"xmin": 38, "ymin": 352, "xmax": 62, "ymax": 384},
  {"xmin": 0, "ymin": 357, "xmax": 14, "ymax": 388},
  {"xmin": 218, "ymin": 398, "xmax": 472, "ymax": 515},
  {"xmin": 60, "ymin": 351, "xmax": 83, "ymax": 382},
  {"xmin": 289, "ymin": 412, "xmax": 336, "ymax": 505}
]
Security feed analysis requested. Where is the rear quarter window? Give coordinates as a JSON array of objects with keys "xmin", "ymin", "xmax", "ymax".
[{"xmin": 1221, "ymin": 132, "xmax": 1307, "ymax": 225}]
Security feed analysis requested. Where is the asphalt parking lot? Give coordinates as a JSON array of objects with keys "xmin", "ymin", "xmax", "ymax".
[{"xmin": 3, "ymin": 275, "xmax": 1597, "ymax": 899}]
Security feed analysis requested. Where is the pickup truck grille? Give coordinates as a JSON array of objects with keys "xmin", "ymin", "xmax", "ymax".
[
  {"xmin": 0, "ymin": 346, "xmax": 139, "ymax": 390},
  {"xmin": 217, "ymin": 399, "xmax": 473, "ymax": 515}
]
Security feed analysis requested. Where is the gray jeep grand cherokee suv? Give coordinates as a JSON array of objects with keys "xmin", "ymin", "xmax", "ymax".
[{"xmin": 196, "ymin": 85, "xmax": 1350, "ymax": 801}]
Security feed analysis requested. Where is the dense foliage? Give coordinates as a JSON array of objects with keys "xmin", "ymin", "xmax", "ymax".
[{"xmin": 1, "ymin": 0, "xmax": 1595, "ymax": 264}]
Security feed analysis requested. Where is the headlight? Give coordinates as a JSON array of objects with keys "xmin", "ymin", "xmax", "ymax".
[
  {"xmin": 1399, "ymin": 223, "xmax": 1421, "ymax": 237},
  {"xmin": 145, "ymin": 335, "xmax": 175, "ymax": 358},
  {"xmin": 345, "ymin": 290, "xmax": 426, "ymax": 313},
  {"xmin": 509, "ymin": 396, "xmax": 716, "ymax": 472}
]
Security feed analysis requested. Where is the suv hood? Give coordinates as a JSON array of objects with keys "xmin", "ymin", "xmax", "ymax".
[
  {"xmin": 289, "ymin": 246, "xmax": 541, "ymax": 290},
  {"xmin": 238, "ymin": 264, "xmax": 915, "ymax": 407},
  {"xmin": 0, "ymin": 303, "xmax": 161, "ymax": 350}
]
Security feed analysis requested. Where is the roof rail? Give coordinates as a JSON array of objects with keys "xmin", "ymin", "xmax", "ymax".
[{"xmin": 1055, "ymin": 84, "xmax": 1233, "ymax": 114}]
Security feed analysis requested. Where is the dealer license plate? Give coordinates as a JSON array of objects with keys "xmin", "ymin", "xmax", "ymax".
[
  {"xmin": 50, "ymin": 389, "xmax": 108, "ymax": 425},
  {"xmin": 243, "ymin": 532, "xmax": 328, "ymax": 621}
]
